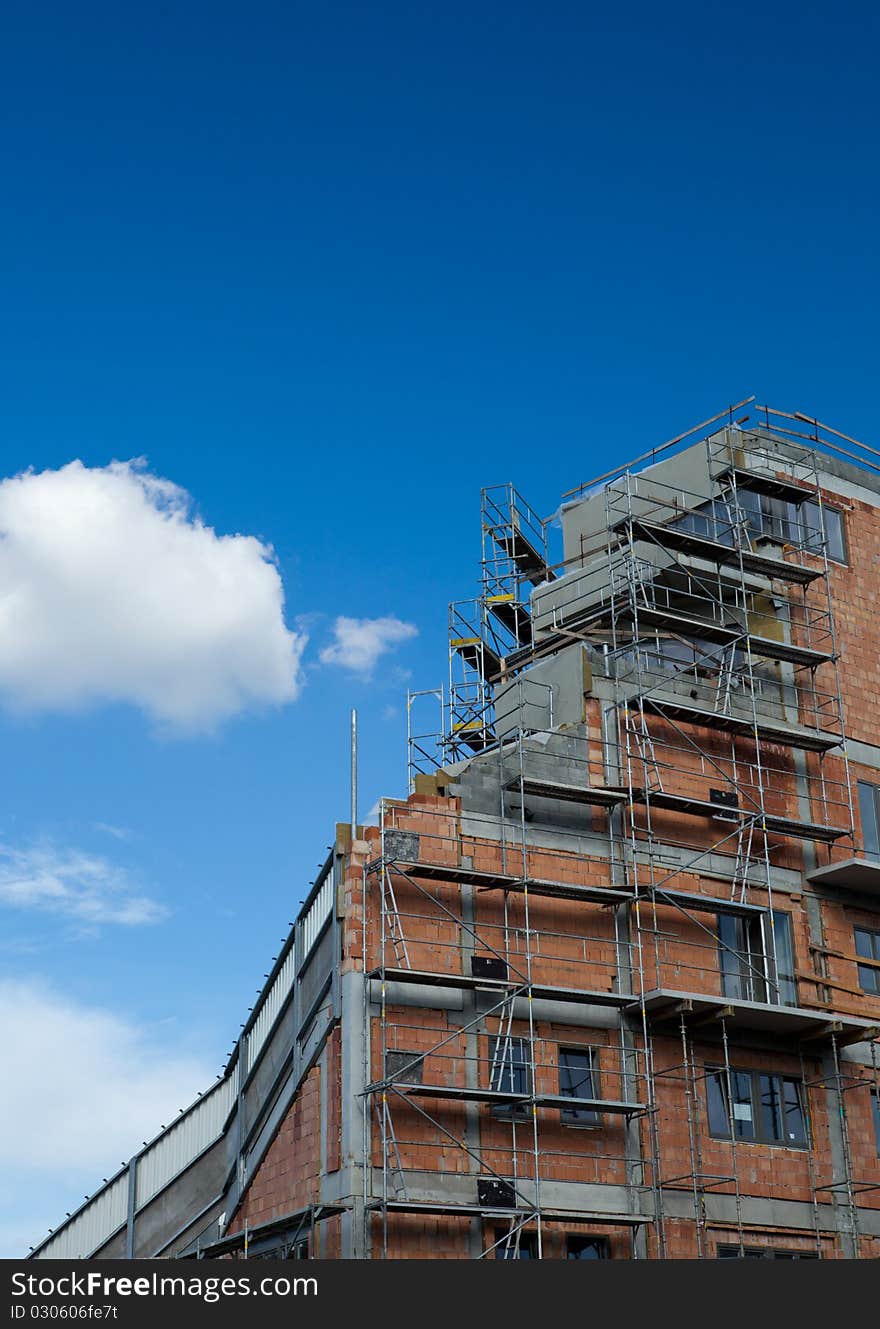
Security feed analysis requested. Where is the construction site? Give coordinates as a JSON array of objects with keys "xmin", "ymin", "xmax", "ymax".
[{"xmin": 31, "ymin": 398, "xmax": 880, "ymax": 1261}]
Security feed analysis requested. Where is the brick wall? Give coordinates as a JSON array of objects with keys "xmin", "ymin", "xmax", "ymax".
[{"xmin": 228, "ymin": 1063, "xmax": 322, "ymax": 1234}]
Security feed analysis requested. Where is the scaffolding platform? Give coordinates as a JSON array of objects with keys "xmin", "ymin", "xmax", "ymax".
[
  {"xmin": 631, "ymin": 990, "xmax": 878, "ymax": 1044},
  {"xmin": 715, "ymin": 466, "xmax": 813, "ymax": 504},
  {"xmin": 497, "ymin": 527, "xmax": 555, "ymax": 585},
  {"xmin": 505, "ymin": 776, "xmax": 629, "ymax": 809},
  {"xmin": 636, "ymin": 695, "xmax": 843, "ymax": 752},
  {"xmin": 451, "ymin": 636, "xmax": 504, "ymax": 683},
  {"xmin": 618, "ymin": 604, "xmax": 834, "ymax": 669},
  {"xmin": 617, "ymin": 516, "xmax": 823, "ymax": 586},
  {"xmin": 807, "ymin": 858, "xmax": 880, "ymax": 899},
  {"xmin": 381, "ymin": 860, "xmax": 633, "ymax": 907},
  {"xmin": 621, "ymin": 787, "xmax": 847, "ymax": 842},
  {"xmin": 646, "ymin": 887, "xmax": 768, "ymax": 919},
  {"xmin": 381, "ymin": 1083, "xmax": 646, "ymax": 1116},
  {"xmin": 451, "ymin": 720, "xmax": 496, "ymax": 752},
  {"xmin": 366, "ymin": 1200, "xmax": 650, "ymax": 1226},
  {"xmin": 369, "ymin": 966, "xmax": 633, "ymax": 1008},
  {"xmin": 486, "ymin": 594, "xmax": 532, "ymax": 647}
]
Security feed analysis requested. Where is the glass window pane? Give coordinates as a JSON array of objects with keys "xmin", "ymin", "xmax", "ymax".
[
  {"xmin": 732, "ymin": 1070, "xmax": 755, "ymax": 1140},
  {"xmin": 825, "ymin": 508, "xmax": 846, "ymax": 563},
  {"xmin": 858, "ymin": 785, "xmax": 880, "ymax": 862},
  {"xmin": 706, "ymin": 1070, "xmax": 730, "ymax": 1137},
  {"xmin": 771, "ymin": 912, "xmax": 797, "ymax": 1006},
  {"xmin": 718, "ymin": 913, "xmax": 747, "ymax": 1000},
  {"xmin": 857, "ymin": 963, "xmax": 880, "ymax": 994},
  {"xmin": 782, "ymin": 1079, "xmax": 808, "ymax": 1146},
  {"xmin": 854, "ymin": 929, "xmax": 880, "ymax": 994},
  {"xmin": 737, "ymin": 489, "xmax": 763, "ymax": 539},
  {"xmin": 872, "ymin": 1093, "xmax": 880, "ymax": 1158},
  {"xmin": 801, "ymin": 500, "xmax": 824, "ymax": 552},
  {"xmin": 854, "ymin": 928, "xmax": 874, "ymax": 960},
  {"xmin": 490, "ymin": 1036, "xmax": 530, "ymax": 1095},
  {"xmin": 559, "ymin": 1048, "xmax": 599, "ymax": 1123},
  {"xmin": 759, "ymin": 1074, "xmax": 783, "ymax": 1142}
]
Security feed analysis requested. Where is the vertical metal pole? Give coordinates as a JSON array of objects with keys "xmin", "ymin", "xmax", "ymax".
[
  {"xmin": 351, "ymin": 708, "xmax": 358, "ymax": 841},
  {"xmin": 125, "ymin": 1156, "xmax": 137, "ymax": 1258}
]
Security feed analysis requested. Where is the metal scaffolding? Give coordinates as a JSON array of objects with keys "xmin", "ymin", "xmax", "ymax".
[{"xmin": 364, "ymin": 407, "xmax": 880, "ymax": 1259}]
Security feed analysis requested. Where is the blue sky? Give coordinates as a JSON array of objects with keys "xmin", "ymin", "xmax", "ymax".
[{"xmin": 1, "ymin": 0, "xmax": 879, "ymax": 1256}]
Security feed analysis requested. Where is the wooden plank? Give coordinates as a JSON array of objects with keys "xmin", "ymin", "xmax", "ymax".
[
  {"xmin": 810, "ymin": 943, "xmax": 880, "ymax": 971},
  {"xmin": 796, "ymin": 969, "xmax": 867, "ymax": 1001}
]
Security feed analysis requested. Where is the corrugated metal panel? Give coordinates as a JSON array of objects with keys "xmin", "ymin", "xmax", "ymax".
[
  {"xmin": 32, "ymin": 878, "xmax": 337, "ymax": 1260},
  {"xmin": 135, "ymin": 1076, "xmax": 236, "ymax": 1209},
  {"xmin": 301, "ymin": 873, "xmax": 334, "ymax": 961},
  {"xmin": 246, "ymin": 946, "xmax": 297, "ymax": 1069},
  {"xmin": 34, "ymin": 1174, "xmax": 128, "ymax": 1260}
]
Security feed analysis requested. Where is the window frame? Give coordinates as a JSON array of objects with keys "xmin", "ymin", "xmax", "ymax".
[
  {"xmin": 566, "ymin": 1235, "xmax": 610, "ymax": 1260},
  {"xmin": 558, "ymin": 1044, "xmax": 601, "ymax": 1127},
  {"xmin": 716, "ymin": 1244, "xmax": 819, "ymax": 1260},
  {"xmin": 488, "ymin": 1033, "xmax": 532, "ymax": 1117},
  {"xmin": 854, "ymin": 927, "xmax": 880, "ymax": 996},
  {"xmin": 493, "ymin": 1229, "xmax": 537, "ymax": 1259},
  {"xmin": 706, "ymin": 1064, "xmax": 810, "ymax": 1149},
  {"xmin": 717, "ymin": 910, "xmax": 797, "ymax": 1007},
  {"xmin": 858, "ymin": 781, "xmax": 880, "ymax": 863},
  {"xmin": 669, "ymin": 491, "xmax": 847, "ymax": 565},
  {"xmin": 803, "ymin": 499, "xmax": 847, "ymax": 565}
]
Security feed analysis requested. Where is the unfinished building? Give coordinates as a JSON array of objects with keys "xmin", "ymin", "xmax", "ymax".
[{"xmin": 31, "ymin": 398, "xmax": 880, "ymax": 1260}]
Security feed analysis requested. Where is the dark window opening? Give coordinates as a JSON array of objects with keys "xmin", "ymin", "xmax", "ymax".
[
  {"xmin": 494, "ymin": 1230, "xmax": 537, "ymax": 1259},
  {"xmin": 567, "ymin": 1235, "xmax": 610, "ymax": 1259},
  {"xmin": 489, "ymin": 1035, "xmax": 531, "ymax": 1116},
  {"xmin": 558, "ymin": 1047, "xmax": 601, "ymax": 1125},
  {"xmin": 707, "ymin": 1066, "xmax": 809, "ymax": 1147}
]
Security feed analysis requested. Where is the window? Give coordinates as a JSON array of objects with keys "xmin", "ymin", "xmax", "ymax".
[
  {"xmin": 567, "ymin": 1236, "xmax": 609, "ymax": 1259},
  {"xmin": 750, "ymin": 494, "xmax": 846, "ymax": 562},
  {"xmin": 494, "ymin": 1230, "xmax": 536, "ymax": 1259},
  {"xmin": 854, "ymin": 928, "xmax": 880, "ymax": 996},
  {"xmin": 718, "ymin": 911, "xmax": 796, "ymax": 1006},
  {"xmin": 558, "ymin": 1047, "xmax": 600, "ymax": 1125},
  {"xmin": 759, "ymin": 494, "xmax": 795, "ymax": 544},
  {"xmin": 872, "ymin": 1091, "xmax": 880, "ymax": 1157},
  {"xmin": 858, "ymin": 782, "xmax": 880, "ymax": 862},
  {"xmin": 706, "ymin": 1066, "xmax": 809, "ymax": 1147},
  {"xmin": 717, "ymin": 1244, "xmax": 818, "ymax": 1260},
  {"xmin": 489, "ymin": 1035, "xmax": 531, "ymax": 1115},
  {"xmin": 669, "ymin": 491, "xmax": 846, "ymax": 563},
  {"xmin": 801, "ymin": 500, "xmax": 847, "ymax": 563}
]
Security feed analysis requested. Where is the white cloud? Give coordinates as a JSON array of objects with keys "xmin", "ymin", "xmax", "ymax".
[
  {"xmin": 0, "ymin": 459, "xmax": 306, "ymax": 730},
  {"xmin": 0, "ymin": 980, "xmax": 217, "ymax": 1255},
  {"xmin": 92, "ymin": 822, "xmax": 130, "ymax": 841},
  {"xmin": 0, "ymin": 842, "xmax": 164, "ymax": 926},
  {"xmin": 319, "ymin": 615, "xmax": 418, "ymax": 675}
]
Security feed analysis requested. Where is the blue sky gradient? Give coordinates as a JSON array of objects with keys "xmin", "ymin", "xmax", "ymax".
[{"xmin": 1, "ymin": 0, "xmax": 879, "ymax": 1254}]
